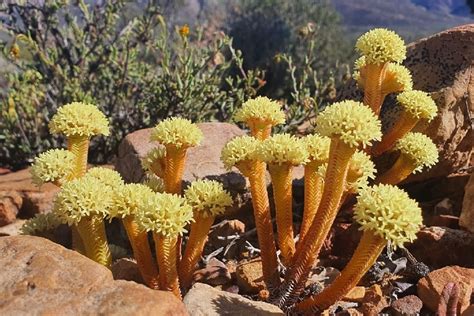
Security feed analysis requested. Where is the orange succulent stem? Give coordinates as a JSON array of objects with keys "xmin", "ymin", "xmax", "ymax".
[
  {"xmin": 67, "ymin": 135, "xmax": 90, "ymax": 178},
  {"xmin": 295, "ymin": 230, "xmax": 386, "ymax": 314},
  {"xmin": 242, "ymin": 160, "xmax": 280, "ymax": 289},
  {"xmin": 363, "ymin": 63, "xmax": 386, "ymax": 115},
  {"xmin": 154, "ymin": 233, "xmax": 181, "ymax": 298},
  {"xmin": 372, "ymin": 111, "xmax": 418, "ymax": 156},
  {"xmin": 71, "ymin": 224, "xmax": 85, "ymax": 255},
  {"xmin": 375, "ymin": 154, "xmax": 416, "ymax": 185},
  {"xmin": 268, "ymin": 163, "xmax": 295, "ymax": 266},
  {"xmin": 163, "ymin": 145, "xmax": 187, "ymax": 195},
  {"xmin": 179, "ymin": 213, "xmax": 215, "ymax": 290},
  {"xmin": 248, "ymin": 121, "xmax": 272, "ymax": 141},
  {"xmin": 122, "ymin": 216, "xmax": 159, "ymax": 289},
  {"xmin": 299, "ymin": 164, "xmax": 324, "ymax": 243},
  {"xmin": 76, "ymin": 215, "xmax": 112, "ymax": 268},
  {"xmin": 276, "ymin": 139, "xmax": 355, "ymax": 307}
]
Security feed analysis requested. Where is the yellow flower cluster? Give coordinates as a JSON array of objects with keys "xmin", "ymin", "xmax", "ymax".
[
  {"xmin": 303, "ymin": 134, "xmax": 331, "ymax": 164},
  {"xmin": 384, "ymin": 63, "xmax": 413, "ymax": 91},
  {"xmin": 184, "ymin": 180, "xmax": 233, "ymax": 218},
  {"xmin": 394, "ymin": 132, "xmax": 439, "ymax": 172},
  {"xmin": 85, "ymin": 167, "xmax": 124, "ymax": 188},
  {"xmin": 109, "ymin": 184, "xmax": 155, "ymax": 218},
  {"xmin": 347, "ymin": 151, "xmax": 376, "ymax": 191},
  {"xmin": 397, "ymin": 90, "xmax": 437, "ymax": 121},
  {"xmin": 31, "ymin": 149, "xmax": 75, "ymax": 186},
  {"xmin": 136, "ymin": 192, "xmax": 194, "ymax": 237},
  {"xmin": 257, "ymin": 134, "xmax": 308, "ymax": 166},
  {"xmin": 141, "ymin": 147, "xmax": 166, "ymax": 176},
  {"xmin": 150, "ymin": 117, "xmax": 203, "ymax": 149},
  {"xmin": 354, "ymin": 184, "xmax": 423, "ymax": 248},
  {"xmin": 143, "ymin": 173, "xmax": 165, "ymax": 193},
  {"xmin": 355, "ymin": 28, "xmax": 406, "ymax": 65},
  {"xmin": 220, "ymin": 135, "xmax": 260, "ymax": 169},
  {"xmin": 49, "ymin": 102, "xmax": 110, "ymax": 137},
  {"xmin": 315, "ymin": 100, "xmax": 382, "ymax": 148},
  {"xmin": 234, "ymin": 97, "xmax": 286, "ymax": 127},
  {"xmin": 53, "ymin": 176, "xmax": 113, "ymax": 226},
  {"xmin": 20, "ymin": 212, "xmax": 62, "ymax": 235}
]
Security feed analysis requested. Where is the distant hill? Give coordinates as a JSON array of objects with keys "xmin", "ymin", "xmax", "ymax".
[{"xmin": 331, "ymin": 0, "xmax": 474, "ymax": 42}]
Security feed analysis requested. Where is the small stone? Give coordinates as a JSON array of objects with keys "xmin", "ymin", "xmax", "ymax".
[
  {"xmin": 193, "ymin": 258, "xmax": 231, "ymax": 286},
  {"xmin": 111, "ymin": 258, "xmax": 144, "ymax": 284},
  {"xmin": 460, "ymin": 172, "xmax": 474, "ymax": 233},
  {"xmin": 336, "ymin": 308, "xmax": 364, "ymax": 316},
  {"xmin": 417, "ymin": 266, "xmax": 474, "ymax": 314},
  {"xmin": 235, "ymin": 258, "xmax": 265, "ymax": 294},
  {"xmin": 359, "ymin": 284, "xmax": 388, "ymax": 315},
  {"xmin": 342, "ymin": 286, "xmax": 366, "ymax": 303},
  {"xmin": 183, "ymin": 282, "xmax": 284, "ymax": 315},
  {"xmin": 208, "ymin": 219, "xmax": 246, "ymax": 249},
  {"xmin": 0, "ymin": 191, "xmax": 22, "ymax": 226},
  {"xmin": 390, "ymin": 295, "xmax": 423, "ymax": 316},
  {"xmin": 434, "ymin": 198, "xmax": 454, "ymax": 215},
  {"xmin": 0, "ymin": 219, "xmax": 26, "ymax": 236},
  {"xmin": 429, "ymin": 214, "xmax": 459, "ymax": 229}
]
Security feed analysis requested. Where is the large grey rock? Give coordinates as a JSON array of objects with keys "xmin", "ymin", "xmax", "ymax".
[
  {"xmin": 0, "ymin": 236, "xmax": 188, "ymax": 316},
  {"xmin": 183, "ymin": 282, "xmax": 284, "ymax": 316}
]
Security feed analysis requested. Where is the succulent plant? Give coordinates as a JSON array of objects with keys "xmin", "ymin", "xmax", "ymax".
[{"xmin": 30, "ymin": 149, "xmax": 75, "ymax": 186}]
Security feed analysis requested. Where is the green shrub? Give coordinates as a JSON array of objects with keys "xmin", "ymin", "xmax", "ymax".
[{"xmin": 0, "ymin": 0, "xmax": 261, "ymax": 169}]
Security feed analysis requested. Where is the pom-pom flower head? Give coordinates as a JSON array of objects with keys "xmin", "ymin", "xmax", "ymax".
[
  {"xmin": 49, "ymin": 102, "xmax": 110, "ymax": 137},
  {"xmin": 315, "ymin": 100, "xmax": 382, "ymax": 148},
  {"xmin": 150, "ymin": 117, "xmax": 203, "ymax": 149},
  {"xmin": 355, "ymin": 28, "xmax": 406, "ymax": 65},
  {"xmin": 346, "ymin": 151, "xmax": 376, "ymax": 191},
  {"xmin": 257, "ymin": 134, "xmax": 309, "ymax": 166},
  {"xmin": 53, "ymin": 176, "xmax": 113, "ymax": 226},
  {"xmin": 143, "ymin": 173, "xmax": 165, "ymax": 193},
  {"xmin": 395, "ymin": 132, "xmax": 439, "ymax": 172},
  {"xmin": 141, "ymin": 147, "xmax": 166, "ymax": 177},
  {"xmin": 397, "ymin": 90, "xmax": 437, "ymax": 121},
  {"xmin": 136, "ymin": 192, "xmax": 194, "ymax": 237},
  {"xmin": 303, "ymin": 134, "xmax": 331, "ymax": 165},
  {"xmin": 354, "ymin": 184, "xmax": 422, "ymax": 248},
  {"xmin": 31, "ymin": 149, "xmax": 75, "ymax": 186},
  {"xmin": 184, "ymin": 180, "xmax": 233, "ymax": 218},
  {"xmin": 85, "ymin": 167, "xmax": 124, "ymax": 188},
  {"xmin": 382, "ymin": 63, "xmax": 413, "ymax": 93},
  {"xmin": 110, "ymin": 184, "xmax": 155, "ymax": 218},
  {"xmin": 221, "ymin": 135, "xmax": 260, "ymax": 170},
  {"xmin": 234, "ymin": 96, "xmax": 286, "ymax": 127},
  {"xmin": 21, "ymin": 212, "xmax": 62, "ymax": 236}
]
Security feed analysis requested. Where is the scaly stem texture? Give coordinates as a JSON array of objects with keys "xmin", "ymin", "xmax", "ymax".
[
  {"xmin": 179, "ymin": 213, "xmax": 215, "ymax": 290},
  {"xmin": 247, "ymin": 161, "xmax": 280, "ymax": 289},
  {"xmin": 269, "ymin": 163, "xmax": 295, "ymax": 266},
  {"xmin": 299, "ymin": 165, "xmax": 324, "ymax": 243},
  {"xmin": 296, "ymin": 231, "xmax": 386, "ymax": 314},
  {"xmin": 376, "ymin": 154, "xmax": 417, "ymax": 185},
  {"xmin": 248, "ymin": 121, "xmax": 272, "ymax": 141},
  {"xmin": 76, "ymin": 215, "xmax": 112, "ymax": 268},
  {"xmin": 372, "ymin": 111, "xmax": 418, "ymax": 156},
  {"xmin": 154, "ymin": 233, "xmax": 181, "ymax": 298},
  {"xmin": 163, "ymin": 146, "xmax": 187, "ymax": 195},
  {"xmin": 67, "ymin": 135, "xmax": 90, "ymax": 178},
  {"xmin": 363, "ymin": 63, "xmax": 385, "ymax": 115},
  {"xmin": 276, "ymin": 139, "xmax": 355, "ymax": 307},
  {"xmin": 122, "ymin": 216, "xmax": 159, "ymax": 289}
]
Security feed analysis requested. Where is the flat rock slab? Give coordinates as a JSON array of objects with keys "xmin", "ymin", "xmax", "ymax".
[
  {"xmin": 183, "ymin": 283, "xmax": 284, "ymax": 315},
  {"xmin": 0, "ymin": 236, "xmax": 188, "ymax": 316}
]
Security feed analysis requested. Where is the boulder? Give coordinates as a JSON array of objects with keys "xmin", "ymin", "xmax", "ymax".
[
  {"xmin": 115, "ymin": 123, "xmax": 249, "ymax": 214},
  {"xmin": 417, "ymin": 266, "xmax": 474, "ymax": 314},
  {"xmin": 183, "ymin": 282, "xmax": 284, "ymax": 316},
  {"xmin": 407, "ymin": 226, "xmax": 474, "ymax": 268},
  {"xmin": 460, "ymin": 172, "xmax": 474, "ymax": 232},
  {"xmin": 0, "ymin": 236, "xmax": 188, "ymax": 315},
  {"xmin": 339, "ymin": 24, "xmax": 474, "ymax": 183}
]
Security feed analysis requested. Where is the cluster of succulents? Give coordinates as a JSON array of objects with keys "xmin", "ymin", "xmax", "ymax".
[{"xmin": 22, "ymin": 27, "xmax": 439, "ymax": 313}]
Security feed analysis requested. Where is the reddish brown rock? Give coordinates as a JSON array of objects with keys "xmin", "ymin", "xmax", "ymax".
[
  {"xmin": 0, "ymin": 190, "xmax": 22, "ymax": 226},
  {"xmin": 193, "ymin": 258, "xmax": 232, "ymax": 286},
  {"xmin": 460, "ymin": 172, "xmax": 474, "ymax": 233},
  {"xmin": 417, "ymin": 266, "xmax": 474, "ymax": 314},
  {"xmin": 235, "ymin": 257, "xmax": 265, "ymax": 294},
  {"xmin": 358, "ymin": 284, "xmax": 389, "ymax": 315},
  {"xmin": 390, "ymin": 295, "xmax": 423, "ymax": 316},
  {"xmin": 429, "ymin": 214, "xmax": 460, "ymax": 229},
  {"xmin": 0, "ymin": 236, "xmax": 188, "ymax": 315},
  {"xmin": 462, "ymin": 305, "xmax": 474, "ymax": 316},
  {"xmin": 111, "ymin": 258, "xmax": 144, "ymax": 284},
  {"xmin": 407, "ymin": 226, "xmax": 474, "ymax": 268}
]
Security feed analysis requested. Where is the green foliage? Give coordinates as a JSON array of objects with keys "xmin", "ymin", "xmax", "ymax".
[{"xmin": 0, "ymin": 0, "xmax": 261, "ymax": 169}]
